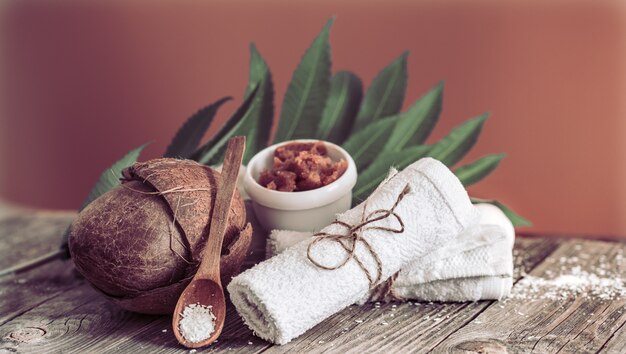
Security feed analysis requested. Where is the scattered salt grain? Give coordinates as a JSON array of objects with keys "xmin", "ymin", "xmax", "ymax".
[
  {"xmin": 189, "ymin": 350, "xmax": 197, "ymax": 354},
  {"xmin": 512, "ymin": 259, "xmax": 626, "ymax": 300},
  {"xmin": 381, "ymin": 322, "xmax": 389, "ymax": 326},
  {"xmin": 178, "ymin": 303, "xmax": 216, "ymax": 343},
  {"xmin": 355, "ymin": 319, "xmax": 363, "ymax": 323},
  {"xmin": 162, "ymin": 329, "xmax": 167, "ymax": 333},
  {"xmin": 248, "ymin": 341, "xmax": 253, "ymax": 345}
]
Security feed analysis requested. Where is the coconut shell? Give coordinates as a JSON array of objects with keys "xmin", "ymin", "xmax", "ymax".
[{"xmin": 68, "ymin": 158, "xmax": 252, "ymax": 314}]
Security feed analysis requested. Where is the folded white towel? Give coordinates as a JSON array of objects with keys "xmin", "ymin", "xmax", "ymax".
[
  {"xmin": 228, "ymin": 158, "xmax": 479, "ymax": 344},
  {"xmin": 267, "ymin": 204, "xmax": 514, "ymax": 303}
]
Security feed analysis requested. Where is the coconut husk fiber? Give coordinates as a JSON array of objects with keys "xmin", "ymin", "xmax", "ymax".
[{"xmin": 68, "ymin": 158, "xmax": 252, "ymax": 315}]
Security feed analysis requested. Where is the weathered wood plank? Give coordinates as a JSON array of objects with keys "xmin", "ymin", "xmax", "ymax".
[
  {"xmin": 261, "ymin": 237, "xmax": 560, "ymax": 354},
  {"xmin": 0, "ymin": 280, "xmax": 272, "ymax": 353},
  {"xmin": 0, "ymin": 207, "xmax": 270, "ymax": 353},
  {"xmin": 599, "ymin": 318, "xmax": 626, "ymax": 354},
  {"xmin": 4, "ymin": 206, "xmax": 595, "ymax": 354},
  {"xmin": 0, "ymin": 211, "xmax": 75, "ymax": 270},
  {"xmin": 1, "ymin": 234, "xmax": 556, "ymax": 354},
  {"xmin": 431, "ymin": 239, "xmax": 626, "ymax": 353},
  {"xmin": 0, "ymin": 211, "xmax": 82, "ymax": 328}
]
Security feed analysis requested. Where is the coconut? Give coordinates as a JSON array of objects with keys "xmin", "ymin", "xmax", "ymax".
[{"xmin": 68, "ymin": 158, "xmax": 252, "ymax": 315}]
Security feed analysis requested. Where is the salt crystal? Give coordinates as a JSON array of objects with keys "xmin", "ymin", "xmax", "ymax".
[
  {"xmin": 381, "ymin": 322, "xmax": 389, "ymax": 325},
  {"xmin": 355, "ymin": 319, "xmax": 363, "ymax": 323},
  {"xmin": 511, "ymin": 259, "xmax": 626, "ymax": 301},
  {"xmin": 178, "ymin": 303, "xmax": 216, "ymax": 343}
]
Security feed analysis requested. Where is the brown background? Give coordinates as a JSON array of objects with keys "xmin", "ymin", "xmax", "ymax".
[{"xmin": 1, "ymin": 0, "xmax": 625, "ymax": 237}]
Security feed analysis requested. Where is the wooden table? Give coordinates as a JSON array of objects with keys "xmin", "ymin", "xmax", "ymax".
[{"xmin": 1, "ymin": 206, "xmax": 625, "ymax": 354}]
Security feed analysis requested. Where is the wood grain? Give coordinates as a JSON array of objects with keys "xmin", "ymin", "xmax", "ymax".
[
  {"xmin": 264, "ymin": 237, "xmax": 560, "ymax": 354},
  {"xmin": 0, "ymin": 210, "xmax": 80, "ymax": 327},
  {"xmin": 2, "ymin": 206, "xmax": 626, "ymax": 354},
  {"xmin": 432, "ymin": 239, "xmax": 626, "ymax": 353}
]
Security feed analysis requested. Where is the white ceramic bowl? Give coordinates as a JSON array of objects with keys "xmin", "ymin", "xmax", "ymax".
[{"xmin": 243, "ymin": 139, "xmax": 358, "ymax": 232}]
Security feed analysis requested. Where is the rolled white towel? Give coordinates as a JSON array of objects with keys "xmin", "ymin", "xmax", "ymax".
[
  {"xmin": 228, "ymin": 158, "xmax": 479, "ymax": 344},
  {"xmin": 267, "ymin": 204, "xmax": 515, "ymax": 303}
]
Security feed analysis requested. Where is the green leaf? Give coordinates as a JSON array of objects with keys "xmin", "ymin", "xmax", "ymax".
[
  {"xmin": 352, "ymin": 145, "xmax": 431, "ymax": 203},
  {"xmin": 240, "ymin": 44, "xmax": 274, "ymax": 163},
  {"xmin": 163, "ymin": 97, "xmax": 231, "ymax": 158},
  {"xmin": 428, "ymin": 113, "xmax": 489, "ymax": 166},
  {"xmin": 385, "ymin": 81, "xmax": 443, "ymax": 150},
  {"xmin": 353, "ymin": 51, "xmax": 408, "ymax": 131},
  {"xmin": 191, "ymin": 85, "xmax": 260, "ymax": 165},
  {"xmin": 342, "ymin": 116, "xmax": 401, "ymax": 171},
  {"xmin": 80, "ymin": 144, "xmax": 147, "ymax": 210},
  {"xmin": 470, "ymin": 197, "xmax": 532, "ymax": 227},
  {"xmin": 273, "ymin": 18, "xmax": 333, "ymax": 142},
  {"xmin": 317, "ymin": 71, "xmax": 363, "ymax": 144},
  {"xmin": 455, "ymin": 153, "xmax": 505, "ymax": 186}
]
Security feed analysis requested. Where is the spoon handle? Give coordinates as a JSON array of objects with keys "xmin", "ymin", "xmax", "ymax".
[{"xmin": 198, "ymin": 136, "xmax": 246, "ymax": 279}]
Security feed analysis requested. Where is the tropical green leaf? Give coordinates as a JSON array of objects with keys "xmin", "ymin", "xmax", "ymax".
[
  {"xmin": 163, "ymin": 97, "xmax": 231, "ymax": 158},
  {"xmin": 191, "ymin": 86, "xmax": 259, "ymax": 165},
  {"xmin": 385, "ymin": 81, "xmax": 443, "ymax": 151},
  {"xmin": 317, "ymin": 71, "xmax": 363, "ymax": 144},
  {"xmin": 352, "ymin": 145, "xmax": 431, "ymax": 203},
  {"xmin": 353, "ymin": 51, "xmax": 408, "ymax": 131},
  {"xmin": 455, "ymin": 153, "xmax": 505, "ymax": 186},
  {"xmin": 273, "ymin": 18, "xmax": 333, "ymax": 142},
  {"xmin": 239, "ymin": 44, "xmax": 274, "ymax": 163},
  {"xmin": 470, "ymin": 197, "xmax": 532, "ymax": 227},
  {"xmin": 428, "ymin": 113, "xmax": 489, "ymax": 166},
  {"xmin": 342, "ymin": 116, "xmax": 401, "ymax": 171},
  {"xmin": 80, "ymin": 144, "xmax": 147, "ymax": 210}
]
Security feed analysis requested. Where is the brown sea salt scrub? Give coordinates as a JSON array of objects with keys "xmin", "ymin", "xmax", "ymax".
[{"xmin": 258, "ymin": 141, "xmax": 347, "ymax": 192}]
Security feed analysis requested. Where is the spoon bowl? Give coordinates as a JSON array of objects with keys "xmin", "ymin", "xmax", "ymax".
[{"xmin": 172, "ymin": 279, "xmax": 226, "ymax": 348}]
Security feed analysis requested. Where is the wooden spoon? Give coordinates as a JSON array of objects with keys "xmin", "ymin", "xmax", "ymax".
[{"xmin": 172, "ymin": 136, "xmax": 246, "ymax": 348}]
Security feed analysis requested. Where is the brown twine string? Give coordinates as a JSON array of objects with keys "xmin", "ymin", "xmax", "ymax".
[
  {"xmin": 306, "ymin": 184, "xmax": 411, "ymax": 288},
  {"xmin": 369, "ymin": 271, "xmax": 404, "ymax": 302},
  {"xmin": 120, "ymin": 184, "xmax": 214, "ymax": 195},
  {"xmin": 120, "ymin": 184, "xmax": 214, "ymax": 265}
]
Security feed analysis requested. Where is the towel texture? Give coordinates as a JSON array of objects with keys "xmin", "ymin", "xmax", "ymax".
[
  {"xmin": 268, "ymin": 203, "xmax": 514, "ymax": 303},
  {"xmin": 228, "ymin": 158, "xmax": 479, "ymax": 344}
]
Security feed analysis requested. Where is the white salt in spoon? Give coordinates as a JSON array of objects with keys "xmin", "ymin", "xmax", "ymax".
[{"xmin": 172, "ymin": 136, "xmax": 245, "ymax": 348}]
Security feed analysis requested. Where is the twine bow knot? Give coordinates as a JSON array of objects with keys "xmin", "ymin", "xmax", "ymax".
[{"xmin": 307, "ymin": 184, "xmax": 411, "ymax": 287}]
